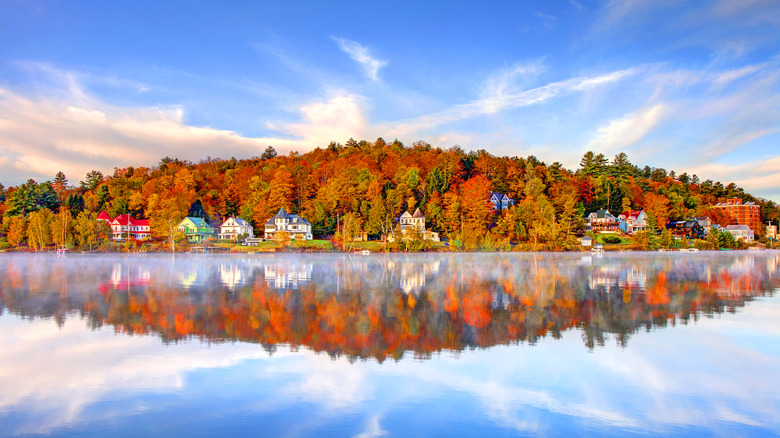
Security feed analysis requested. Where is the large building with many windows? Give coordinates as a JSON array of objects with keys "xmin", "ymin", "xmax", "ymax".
[{"xmin": 715, "ymin": 198, "xmax": 761, "ymax": 234}]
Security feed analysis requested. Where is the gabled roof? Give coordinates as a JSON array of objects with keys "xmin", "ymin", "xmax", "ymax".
[
  {"xmin": 725, "ymin": 225, "xmax": 752, "ymax": 231},
  {"xmin": 412, "ymin": 208, "xmax": 424, "ymax": 218},
  {"xmin": 400, "ymin": 211, "xmax": 412, "ymax": 218},
  {"xmin": 595, "ymin": 209, "xmax": 613, "ymax": 219},
  {"xmin": 111, "ymin": 214, "xmax": 135, "ymax": 226},
  {"xmin": 265, "ymin": 209, "xmax": 311, "ymax": 226},
  {"xmin": 97, "ymin": 211, "xmax": 111, "ymax": 221},
  {"xmin": 181, "ymin": 217, "xmax": 209, "ymax": 228},
  {"xmin": 222, "ymin": 217, "xmax": 251, "ymax": 227}
]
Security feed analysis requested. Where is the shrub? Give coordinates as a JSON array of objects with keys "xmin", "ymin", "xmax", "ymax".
[{"xmin": 602, "ymin": 235, "xmax": 622, "ymax": 244}]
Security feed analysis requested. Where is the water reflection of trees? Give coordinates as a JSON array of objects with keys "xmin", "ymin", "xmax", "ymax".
[{"xmin": 1, "ymin": 253, "xmax": 778, "ymax": 361}]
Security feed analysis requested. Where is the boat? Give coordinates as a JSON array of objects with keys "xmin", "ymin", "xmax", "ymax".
[
  {"xmin": 361, "ymin": 249, "xmax": 370, "ymax": 255},
  {"xmin": 56, "ymin": 245, "xmax": 70, "ymax": 255}
]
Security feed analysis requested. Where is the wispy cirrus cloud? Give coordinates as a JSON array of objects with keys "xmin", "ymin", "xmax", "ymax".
[
  {"xmin": 332, "ymin": 38, "xmax": 387, "ymax": 82},
  {"xmin": 585, "ymin": 103, "xmax": 667, "ymax": 154},
  {"xmin": 387, "ymin": 67, "xmax": 640, "ymax": 136}
]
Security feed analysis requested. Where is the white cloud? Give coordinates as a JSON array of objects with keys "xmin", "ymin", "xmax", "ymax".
[
  {"xmin": 0, "ymin": 82, "xmax": 373, "ymax": 185},
  {"xmin": 711, "ymin": 64, "xmax": 765, "ymax": 88},
  {"xmin": 333, "ymin": 38, "xmax": 387, "ymax": 83},
  {"xmin": 689, "ymin": 155, "xmax": 780, "ymax": 195},
  {"xmin": 0, "ymin": 316, "xmax": 269, "ymax": 435},
  {"xmin": 387, "ymin": 67, "xmax": 639, "ymax": 137},
  {"xmin": 353, "ymin": 415, "xmax": 388, "ymax": 438},
  {"xmin": 585, "ymin": 104, "xmax": 667, "ymax": 154}
]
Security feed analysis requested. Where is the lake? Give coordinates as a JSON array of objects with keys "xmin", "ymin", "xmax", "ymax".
[{"xmin": 1, "ymin": 252, "xmax": 779, "ymax": 437}]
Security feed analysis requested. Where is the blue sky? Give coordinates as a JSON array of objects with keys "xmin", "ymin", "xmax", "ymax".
[{"xmin": 1, "ymin": 0, "xmax": 779, "ymax": 201}]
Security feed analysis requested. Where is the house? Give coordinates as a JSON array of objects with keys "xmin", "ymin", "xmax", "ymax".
[
  {"xmin": 264, "ymin": 208, "xmax": 313, "ymax": 240},
  {"xmin": 666, "ymin": 220, "xmax": 705, "ymax": 239},
  {"xmin": 490, "ymin": 192, "xmax": 515, "ymax": 212},
  {"xmin": 388, "ymin": 208, "xmax": 440, "ymax": 242},
  {"xmin": 585, "ymin": 209, "xmax": 619, "ymax": 233},
  {"xmin": 694, "ymin": 216, "xmax": 713, "ymax": 234},
  {"xmin": 580, "ymin": 236, "xmax": 593, "ymax": 247},
  {"xmin": 724, "ymin": 225, "xmax": 754, "ymax": 242},
  {"xmin": 109, "ymin": 214, "xmax": 151, "ymax": 241},
  {"xmin": 219, "ymin": 217, "xmax": 254, "ymax": 241},
  {"xmin": 767, "ymin": 223, "xmax": 777, "ymax": 240},
  {"xmin": 715, "ymin": 198, "xmax": 761, "ymax": 232},
  {"xmin": 618, "ymin": 210, "xmax": 646, "ymax": 234},
  {"xmin": 177, "ymin": 217, "xmax": 216, "ymax": 243}
]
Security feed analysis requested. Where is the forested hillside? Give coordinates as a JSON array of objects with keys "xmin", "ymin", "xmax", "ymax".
[{"xmin": 1, "ymin": 138, "xmax": 779, "ymax": 249}]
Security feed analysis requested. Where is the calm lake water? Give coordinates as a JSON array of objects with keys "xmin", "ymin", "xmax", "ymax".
[{"xmin": 1, "ymin": 252, "xmax": 779, "ymax": 437}]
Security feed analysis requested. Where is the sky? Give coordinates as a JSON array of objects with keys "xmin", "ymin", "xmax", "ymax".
[{"xmin": 1, "ymin": 0, "xmax": 779, "ymax": 201}]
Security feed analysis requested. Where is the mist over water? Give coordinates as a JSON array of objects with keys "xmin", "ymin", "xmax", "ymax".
[{"xmin": 1, "ymin": 252, "xmax": 779, "ymax": 437}]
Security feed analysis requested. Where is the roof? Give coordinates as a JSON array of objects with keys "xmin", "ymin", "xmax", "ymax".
[
  {"xmin": 183, "ymin": 217, "xmax": 210, "ymax": 227},
  {"xmin": 400, "ymin": 211, "xmax": 412, "ymax": 218},
  {"xmin": 490, "ymin": 192, "xmax": 513, "ymax": 202},
  {"xmin": 412, "ymin": 208, "xmax": 424, "ymax": 218},
  {"xmin": 222, "ymin": 217, "xmax": 251, "ymax": 227},
  {"xmin": 97, "ymin": 211, "xmax": 111, "ymax": 221},
  {"xmin": 111, "ymin": 214, "xmax": 136, "ymax": 226},
  {"xmin": 265, "ymin": 209, "xmax": 311, "ymax": 226},
  {"xmin": 725, "ymin": 225, "xmax": 752, "ymax": 231},
  {"xmin": 594, "ymin": 209, "xmax": 613, "ymax": 219}
]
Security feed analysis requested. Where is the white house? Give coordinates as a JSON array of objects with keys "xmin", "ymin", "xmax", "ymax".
[
  {"xmin": 219, "ymin": 217, "xmax": 254, "ymax": 241},
  {"xmin": 724, "ymin": 225, "xmax": 754, "ymax": 242},
  {"xmin": 388, "ymin": 208, "xmax": 440, "ymax": 242},
  {"xmin": 585, "ymin": 209, "xmax": 619, "ymax": 233},
  {"xmin": 109, "ymin": 214, "xmax": 151, "ymax": 241},
  {"xmin": 264, "ymin": 208, "xmax": 313, "ymax": 240}
]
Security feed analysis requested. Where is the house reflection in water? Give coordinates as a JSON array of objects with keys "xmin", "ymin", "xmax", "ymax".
[
  {"xmin": 106, "ymin": 262, "xmax": 151, "ymax": 291},
  {"xmin": 264, "ymin": 262, "xmax": 312, "ymax": 290},
  {"xmin": 393, "ymin": 259, "xmax": 441, "ymax": 295},
  {"xmin": 220, "ymin": 262, "xmax": 254, "ymax": 290}
]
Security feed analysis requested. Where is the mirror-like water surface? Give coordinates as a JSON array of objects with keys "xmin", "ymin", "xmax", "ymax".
[{"xmin": 1, "ymin": 252, "xmax": 779, "ymax": 437}]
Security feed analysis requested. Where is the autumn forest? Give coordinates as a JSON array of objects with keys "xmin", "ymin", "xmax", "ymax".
[{"xmin": 1, "ymin": 139, "xmax": 779, "ymax": 250}]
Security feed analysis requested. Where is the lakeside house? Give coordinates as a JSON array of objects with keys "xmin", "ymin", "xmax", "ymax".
[
  {"xmin": 767, "ymin": 223, "xmax": 778, "ymax": 240},
  {"xmin": 724, "ymin": 224, "xmax": 754, "ymax": 242},
  {"xmin": 388, "ymin": 208, "xmax": 440, "ymax": 242},
  {"xmin": 618, "ymin": 210, "xmax": 646, "ymax": 234},
  {"xmin": 219, "ymin": 217, "xmax": 254, "ymax": 241},
  {"xmin": 264, "ymin": 208, "xmax": 313, "ymax": 240},
  {"xmin": 666, "ymin": 220, "xmax": 706, "ymax": 239},
  {"xmin": 585, "ymin": 209, "xmax": 619, "ymax": 233},
  {"xmin": 490, "ymin": 192, "xmax": 515, "ymax": 212},
  {"xmin": 97, "ymin": 211, "xmax": 150, "ymax": 241},
  {"xmin": 693, "ymin": 216, "xmax": 713, "ymax": 234},
  {"xmin": 177, "ymin": 217, "xmax": 216, "ymax": 243}
]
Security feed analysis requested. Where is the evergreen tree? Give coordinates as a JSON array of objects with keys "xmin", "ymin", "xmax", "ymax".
[{"xmin": 80, "ymin": 170, "xmax": 104, "ymax": 191}]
